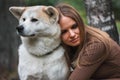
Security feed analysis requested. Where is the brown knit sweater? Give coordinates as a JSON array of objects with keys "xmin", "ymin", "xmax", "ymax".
[{"xmin": 69, "ymin": 36, "xmax": 120, "ymax": 80}]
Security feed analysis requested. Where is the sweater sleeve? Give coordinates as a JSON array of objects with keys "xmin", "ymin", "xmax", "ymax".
[{"xmin": 69, "ymin": 41, "xmax": 107, "ymax": 80}]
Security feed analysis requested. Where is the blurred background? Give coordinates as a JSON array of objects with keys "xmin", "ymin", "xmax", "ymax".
[{"xmin": 0, "ymin": 0, "xmax": 120, "ymax": 80}]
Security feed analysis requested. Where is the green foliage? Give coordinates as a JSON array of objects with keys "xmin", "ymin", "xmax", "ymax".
[
  {"xmin": 112, "ymin": 0, "xmax": 120, "ymax": 20},
  {"xmin": 60, "ymin": 0, "xmax": 120, "ymax": 33},
  {"xmin": 24, "ymin": 0, "xmax": 120, "ymax": 33},
  {"xmin": 116, "ymin": 21, "xmax": 120, "ymax": 33},
  {"xmin": 112, "ymin": 0, "xmax": 120, "ymax": 33},
  {"xmin": 25, "ymin": 0, "xmax": 59, "ymax": 6},
  {"xmin": 59, "ymin": 0, "xmax": 87, "ymax": 24}
]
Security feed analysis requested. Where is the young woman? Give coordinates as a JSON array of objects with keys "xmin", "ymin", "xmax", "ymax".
[{"xmin": 55, "ymin": 3, "xmax": 120, "ymax": 80}]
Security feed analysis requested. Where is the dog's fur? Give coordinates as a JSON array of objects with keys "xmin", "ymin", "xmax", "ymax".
[{"xmin": 9, "ymin": 6, "xmax": 70, "ymax": 80}]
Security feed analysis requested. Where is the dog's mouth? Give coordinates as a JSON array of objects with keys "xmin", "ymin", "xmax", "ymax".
[{"xmin": 18, "ymin": 32, "xmax": 35, "ymax": 37}]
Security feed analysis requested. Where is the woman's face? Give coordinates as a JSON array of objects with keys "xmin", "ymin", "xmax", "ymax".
[{"xmin": 59, "ymin": 16, "xmax": 81, "ymax": 47}]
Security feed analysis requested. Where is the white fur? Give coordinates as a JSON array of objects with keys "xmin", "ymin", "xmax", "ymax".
[{"xmin": 9, "ymin": 6, "xmax": 70, "ymax": 80}]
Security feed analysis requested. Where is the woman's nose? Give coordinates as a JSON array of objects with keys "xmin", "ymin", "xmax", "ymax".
[{"xmin": 69, "ymin": 29, "xmax": 75, "ymax": 37}]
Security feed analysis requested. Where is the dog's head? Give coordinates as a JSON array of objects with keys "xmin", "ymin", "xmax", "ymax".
[{"xmin": 9, "ymin": 6, "xmax": 60, "ymax": 38}]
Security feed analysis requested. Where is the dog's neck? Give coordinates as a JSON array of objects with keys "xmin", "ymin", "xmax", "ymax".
[{"xmin": 21, "ymin": 37, "xmax": 61, "ymax": 56}]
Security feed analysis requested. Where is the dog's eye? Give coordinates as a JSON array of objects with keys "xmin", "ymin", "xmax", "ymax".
[
  {"xmin": 23, "ymin": 18, "xmax": 26, "ymax": 21},
  {"xmin": 31, "ymin": 18, "xmax": 38, "ymax": 22}
]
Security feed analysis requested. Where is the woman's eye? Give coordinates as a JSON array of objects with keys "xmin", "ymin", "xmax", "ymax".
[
  {"xmin": 71, "ymin": 23, "xmax": 78, "ymax": 29},
  {"xmin": 61, "ymin": 30, "xmax": 67, "ymax": 34},
  {"xmin": 31, "ymin": 18, "xmax": 38, "ymax": 22}
]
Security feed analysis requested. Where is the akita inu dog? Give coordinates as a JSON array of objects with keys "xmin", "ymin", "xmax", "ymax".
[{"xmin": 9, "ymin": 6, "xmax": 70, "ymax": 80}]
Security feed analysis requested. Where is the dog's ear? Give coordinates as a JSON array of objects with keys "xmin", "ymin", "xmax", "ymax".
[
  {"xmin": 44, "ymin": 6, "xmax": 59, "ymax": 23},
  {"xmin": 9, "ymin": 7, "xmax": 25, "ymax": 20}
]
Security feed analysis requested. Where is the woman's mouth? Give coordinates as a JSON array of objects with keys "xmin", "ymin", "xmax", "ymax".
[{"xmin": 70, "ymin": 37, "xmax": 79, "ymax": 43}]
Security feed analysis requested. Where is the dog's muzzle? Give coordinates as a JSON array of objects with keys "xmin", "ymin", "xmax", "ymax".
[
  {"xmin": 16, "ymin": 25, "xmax": 24, "ymax": 34},
  {"xmin": 16, "ymin": 25, "xmax": 35, "ymax": 37}
]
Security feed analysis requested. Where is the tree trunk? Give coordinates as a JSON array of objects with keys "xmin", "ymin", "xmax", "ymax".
[
  {"xmin": 84, "ymin": 0, "xmax": 119, "ymax": 44},
  {"xmin": 0, "ymin": 0, "xmax": 25, "ymax": 79}
]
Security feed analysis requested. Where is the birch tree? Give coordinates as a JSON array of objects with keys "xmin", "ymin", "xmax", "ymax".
[{"xmin": 84, "ymin": 0, "xmax": 119, "ymax": 44}]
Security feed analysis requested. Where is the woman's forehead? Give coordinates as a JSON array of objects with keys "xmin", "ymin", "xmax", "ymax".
[{"xmin": 59, "ymin": 16, "xmax": 76, "ymax": 29}]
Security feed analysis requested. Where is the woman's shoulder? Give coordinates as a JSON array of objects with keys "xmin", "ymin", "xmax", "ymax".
[
  {"xmin": 84, "ymin": 37, "xmax": 106, "ymax": 57},
  {"xmin": 80, "ymin": 37, "xmax": 107, "ymax": 65},
  {"xmin": 85, "ymin": 34, "xmax": 105, "ymax": 50}
]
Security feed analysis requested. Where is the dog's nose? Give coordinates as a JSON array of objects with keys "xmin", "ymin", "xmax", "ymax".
[{"xmin": 16, "ymin": 25, "xmax": 24, "ymax": 33}]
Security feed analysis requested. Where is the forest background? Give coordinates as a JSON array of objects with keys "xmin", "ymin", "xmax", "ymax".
[
  {"xmin": 0, "ymin": 0, "xmax": 120, "ymax": 80},
  {"xmin": 25, "ymin": 0, "xmax": 120, "ymax": 32}
]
